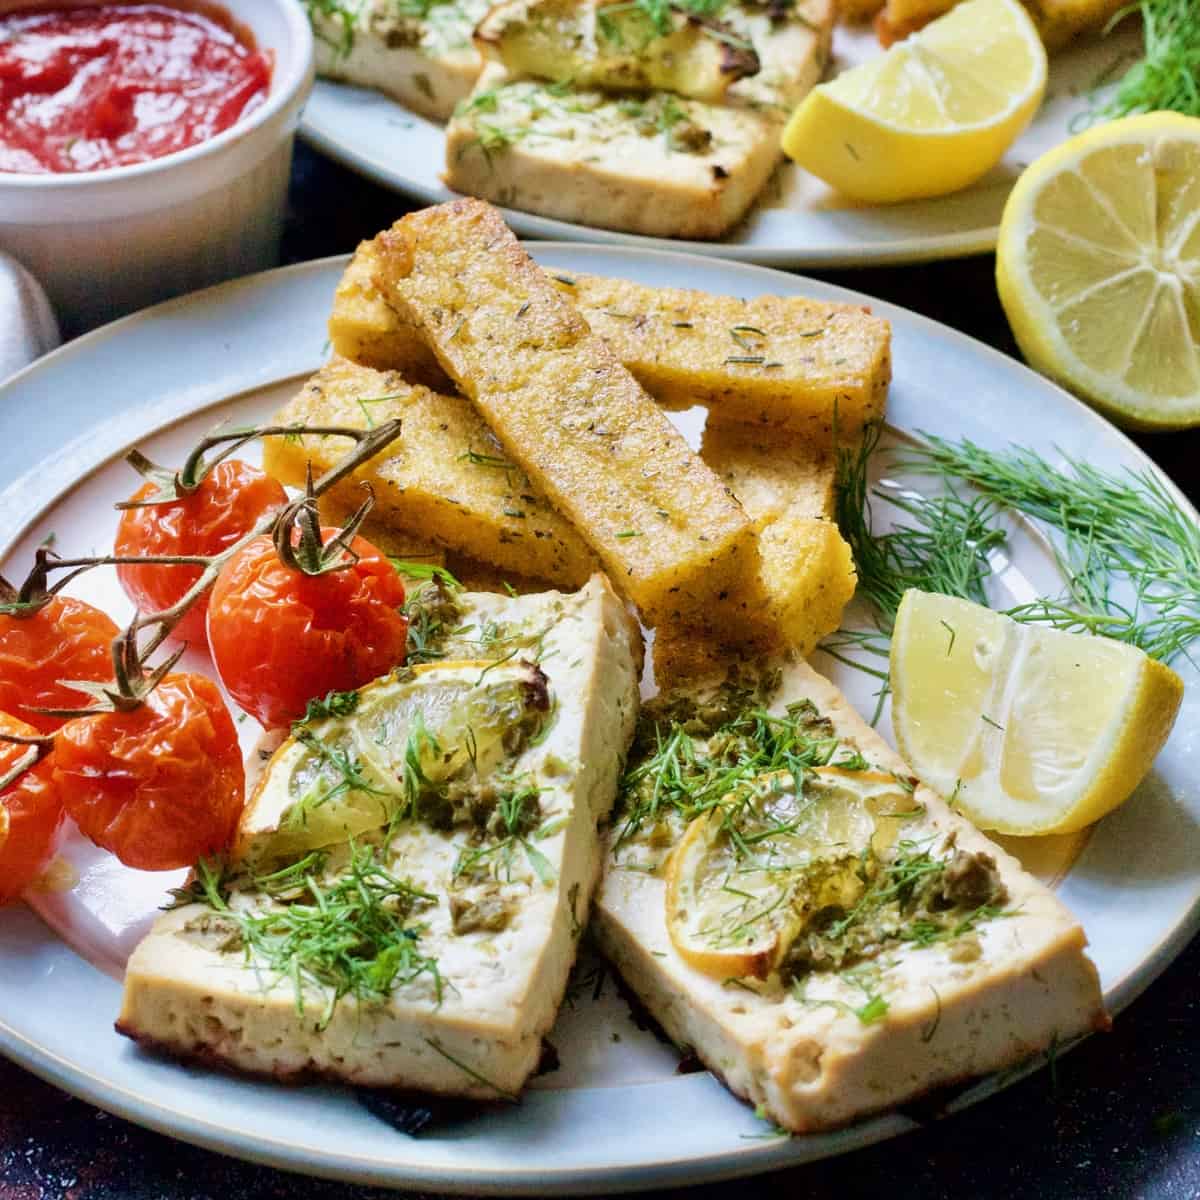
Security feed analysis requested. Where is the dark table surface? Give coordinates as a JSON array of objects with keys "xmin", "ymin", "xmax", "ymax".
[{"xmin": 2, "ymin": 141, "xmax": 1199, "ymax": 1200}]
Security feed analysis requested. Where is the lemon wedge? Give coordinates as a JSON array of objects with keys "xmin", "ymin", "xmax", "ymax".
[
  {"xmin": 234, "ymin": 659, "xmax": 550, "ymax": 864},
  {"xmin": 781, "ymin": 0, "xmax": 1046, "ymax": 204},
  {"xmin": 890, "ymin": 590, "xmax": 1183, "ymax": 835},
  {"xmin": 664, "ymin": 767, "xmax": 915, "ymax": 979},
  {"xmin": 997, "ymin": 112, "xmax": 1200, "ymax": 430}
]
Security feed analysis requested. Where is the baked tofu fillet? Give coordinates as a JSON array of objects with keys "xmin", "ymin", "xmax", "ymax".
[
  {"xmin": 445, "ymin": 66, "xmax": 782, "ymax": 241},
  {"xmin": 264, "ymin": 357, "xmax": 598, "ymax": 587},
  {"xmin": 372, "ymin": 200, "xmax": 756, "ymax": 628},
  {"xmin": 475, "ymin": 0, "xmax": 761, "ymax": 102},
  {"xmin": 118, "ymin": 576, "xmax": 642, "ymax": 1095},
  {"xmin": 653, "ymin": 425, "xmax": 857, "ymax": 688},
  {"xmin": 443, "ymin": 0, "xmax": 833, "ymax": 238},
  {"xmin": 331, "ymin": 239, "xmax": 892, "ymax": 443},
  {"xmin": 307, "ymin": 0, "xmax": 491, "ymax": 123},
  {"xmin": 594, "ymin": 660, "xmax": 1108, "ymax": 1132}
]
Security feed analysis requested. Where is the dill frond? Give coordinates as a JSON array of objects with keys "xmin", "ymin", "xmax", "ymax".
[
  {"xmin": 190, "ymin": 841, "xmax": 441, "ymax": 1029},
  {"xmin": 1092, "ymin": 0, "xmax": 1200, "ymax": 120},
  {"xmin": 905, "ymin": 434, "xmax": 1200, "ymax": 663}
]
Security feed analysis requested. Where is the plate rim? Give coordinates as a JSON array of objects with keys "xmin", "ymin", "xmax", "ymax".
[
  {"xmin": 296, "ymin": 115, "xmax": 1001, "ymax": 269},
  {"xmin": 1, "ymin": 246, "xmax": 1198, "ymax": 1194}
]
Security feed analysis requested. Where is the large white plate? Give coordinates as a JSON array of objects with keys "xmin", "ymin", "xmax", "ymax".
[
  {"xmin": 299, "ymin": 21, "xmax": 1142, "ymax": 267},
  {"xmin": 0, "ymin": 246, "xmax": 1198, "ymax": 1195}
]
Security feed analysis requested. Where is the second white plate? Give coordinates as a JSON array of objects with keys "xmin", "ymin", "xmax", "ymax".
[{"xmin": 299, "ymin": 21, "xmax": 1142, "ymax": 266}]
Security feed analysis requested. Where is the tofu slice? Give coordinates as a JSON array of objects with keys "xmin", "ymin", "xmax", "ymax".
[
  {"xmin": 443, "ymin": 0, "xmax": 833, "ymax": 237},
  {"xmin": 371, "ymin": 200, "xmax": 757, "ymax": 628},
  {"xmin": 444, "ymin": 65, "xmax": 782, "ymax": 240},
  {"xmin": 474, "ymin": 0, "xmax": 761, "ymax": 102},
  {"xmin": 117, "ymin": 576, "xmax": 642, "ymax": 1096},
  {"xmin": 593, "ymin": 659, "xmax": 1108, "ymax": 1132},
  {"xmin": 329, "ymin": 240, "xmax": 892, "ymax": 444},
  {"xmin": 263, "ymin": 356, "xmax": 598, "ymax": 587},
  {"xmin": 309, "ymin": 0, "xmax": 491, "ymax": 122},
  {"xmin": 653, "ymin": 425, "xmax": 857, "ymax": 687}
]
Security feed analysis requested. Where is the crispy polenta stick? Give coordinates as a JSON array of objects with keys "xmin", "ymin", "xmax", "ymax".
[
  {"xmin": 370, "ymin": 199, "xmax": 756, "ymax": 628},
  {"xmin": 264, "ymin": 357, "xmax": 598, "ymax": 586},
  {"xmin": 652, "ymin": 425, "xmax": 856, "ymax": 690},
  {"xmin": 331, "ymin": 239, "xmax": 891, "ymax": 444}
]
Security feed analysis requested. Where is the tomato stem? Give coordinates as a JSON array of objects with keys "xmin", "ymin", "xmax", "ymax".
[
  {"xmin": 272, "ymin": 470, "xmax": 376, "ymax": 578},
  {"xmin": 0, "ymin": 732, "xmax": 54, "ymax": 792},
  {"xmin": 117, "ymin": 423, "xmax": 387, "ymax": 508}
]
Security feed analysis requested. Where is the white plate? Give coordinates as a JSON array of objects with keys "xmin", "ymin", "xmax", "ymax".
[
  {"xmin": 299, "ymin": 21, "xmax": 1142, "ymax": 267},
  {"xmin": 1, "ymin": 245, "xmax": 1198, "ymax": 1195}
]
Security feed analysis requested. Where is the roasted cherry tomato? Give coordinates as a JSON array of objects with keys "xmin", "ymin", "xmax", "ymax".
[
  {"xmin": 52, "ymin": 673, "xmax": 245, "ymax": 871},
  {"xmin": 0, "ymin": 711, "xmax": 65, "ymax": 903},
  {"xmin": 207, "ymin": 529, "xmax": 409, "ymax": 729},
  {"xmin": 115, "ymin": 459, "xmax": 286, "ymax": 649},
  {"xmin": 0, "ymin": 595, "xmax": 120, "ymax": 732}
]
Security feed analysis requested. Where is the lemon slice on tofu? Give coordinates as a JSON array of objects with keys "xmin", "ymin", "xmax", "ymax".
[
  {"xmin": 780, "ymin": 0, "xmax": 1046, "ymax": 203},
  {"xmin": 997, "ymin": 112, "xmax": 1200, "ymax": 430},
  {"xmin": 664, "ymin": 767, "xmax": 916, "ymax": 980},
  {"xmin": 890, "ymin": 590, "xmax": 1183, "ymax": 835},
  {"xmin": 234, "ymin": 659, "xmax": 550, "ymax": 865}
]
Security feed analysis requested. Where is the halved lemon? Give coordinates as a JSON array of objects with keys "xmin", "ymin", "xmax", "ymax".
[
  {"xmin": 781, "ymin": 0, "xmax": 1047, "ymax": 203},
  {"xmin": 664, "ymin": 767, "xmax": 915, "ymax": 979},
  {"xmin": 234, "ymin": 659, "xmax": 549, "ymax": 864},
  {"xmin": 890, "ymin": 590, "xmax": 1183, "ymax": 835},
  {"xmin": 997, "ymin": 112, "xmax": 1200, "ymax": 430}
]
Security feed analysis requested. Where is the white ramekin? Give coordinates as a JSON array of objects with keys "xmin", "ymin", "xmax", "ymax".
[{"xmin": 0, "ymin": 0, "xmax": 315, "ymax": 334}]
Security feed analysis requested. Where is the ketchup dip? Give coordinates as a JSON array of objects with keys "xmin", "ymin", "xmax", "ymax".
[{"xmin": 0, "ymin": 4, "xmax": 272, "ymax": 173}]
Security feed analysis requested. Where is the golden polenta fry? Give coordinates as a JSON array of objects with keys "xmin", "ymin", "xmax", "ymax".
[
  {"xmin": 263, "ymin": 357, "xmax": 598, "ymax": 587},
  {"xmin": 331, "ymin": 239, "xmax": 891, "ymax": 445},
  {"xmin": 370, "ymin": 199, "xmax": 756, "ymax": 629},
  {"xmin": 652, "ymin": 426, "xmax": 856, "ymax": 690}
]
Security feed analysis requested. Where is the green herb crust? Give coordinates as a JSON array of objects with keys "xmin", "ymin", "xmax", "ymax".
[{"xmin": 614, "ymin": 669, "xmax": 1009, "ymax": 1008}]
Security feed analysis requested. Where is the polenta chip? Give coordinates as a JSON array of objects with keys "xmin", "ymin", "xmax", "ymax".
[
  {"xmin": 264, "ymin": 357, "xmax": 598, "ymax": 587},
  {"xmin": 370, "ymin": 199, "xmax": 756, "ymax": 629},
  {"xmin": 330, "ymin": 240, "xmax": 891, "ymax": 445}
]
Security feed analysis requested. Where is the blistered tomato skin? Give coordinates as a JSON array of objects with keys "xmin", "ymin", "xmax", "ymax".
[
  {"xmin": 0, "ymin": 712, "xmax": 65, "ymax": 903},
  {"xmin": 208, "ymin": 531, "xmax": 409, "ymax": 729},
  {"xmin": 0, "ymin": 596, "xmax": 120, "ymax": 733},
  {"xmin": 115, "ymin": 460, "xmax": 287, "ymax": 650},
  {"xmin": 52, "ymin": 673, "xmax": 245, "ymax": 871}
]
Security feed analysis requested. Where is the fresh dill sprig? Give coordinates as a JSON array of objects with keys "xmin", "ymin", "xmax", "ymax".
[
  {"xmin": 185, "ymin": 844, "xmax": 441, "ymax": 1029},
  {"xmin": 294, "ymin": 688, "xmax": 360, "ymax": 730},
  {"xmin": 830, "ymin": 427, "xmax": 1200, "ymax": 675},
  {"xmin": 1090, "ymin": 0, "xmax": 1200, "ymax": 120},
  {"xmin": 904, "ymin": 434, "xmax": 1200, "ymax": 663},
  {"xmin": 834, "ymin": 423, "xmax": 1006, "ymax": 632}
]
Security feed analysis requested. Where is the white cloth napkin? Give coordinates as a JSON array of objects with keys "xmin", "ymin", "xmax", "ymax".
[{"xmin": 0, "ymin": 252, "xmax": 59, "ymax": 381}]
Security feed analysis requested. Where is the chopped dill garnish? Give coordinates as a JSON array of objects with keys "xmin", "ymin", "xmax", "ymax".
[
  {"xmin": 423, "ymin": 1037, "xmax": 518, "ymax": 1100},
  {"xmin": 452, "ymin": 776, "xmax": 554, "ymax": 884},
  {"xmin": 177, "ymin": 844, "xmax": 441, "ymax": 1029},
  {"xmin": 616, "ymin": 685, "xmax": 863, "ymax": 848},
  {"xmin": 725, "ymin": 355, "xmax": 766, "ymax": 365},
  {"xmin": 390, "ymin": 559, "xmax": 462, "ymax": 590},
  {"xmin": 459, "ymin": 448, "xmax": 516, "ymax": 474},
  {"xmin": 294, "ymin": 689, "xmax": 360, "ymax": 729}
]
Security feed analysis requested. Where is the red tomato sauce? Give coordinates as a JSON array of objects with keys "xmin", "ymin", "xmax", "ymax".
[{"xmin": 0, "ymin": 4, "xmax": 272, "ymax": 174}]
